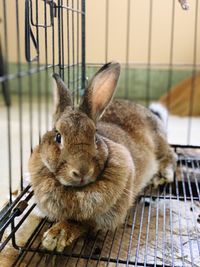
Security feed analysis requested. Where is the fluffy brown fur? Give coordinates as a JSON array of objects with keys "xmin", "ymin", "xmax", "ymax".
[{"xmin": 29, "ymin": 62, "xmax": 177, "ymax": 252}]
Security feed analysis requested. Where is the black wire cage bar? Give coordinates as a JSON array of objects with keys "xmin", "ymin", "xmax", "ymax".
[
  {"xmin": 0, "ymin": 0, "xmax": 86, "ymax": 205},
  {"xmin": 0, "ymin": 0, "xmax": 200, "ymax": 266}
]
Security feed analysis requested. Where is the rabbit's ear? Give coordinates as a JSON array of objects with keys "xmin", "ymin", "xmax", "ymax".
[
  {"xmin": 79, "ymin": 62, "xmax": 120, "ymax": 122},
  {"xmin": 52, "ymin": 73, "xmax": 72, "ymax": 121}
]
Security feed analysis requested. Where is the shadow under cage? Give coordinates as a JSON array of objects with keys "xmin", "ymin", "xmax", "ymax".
[{"xmin": 0, "ymin": 0, "xmax": 200, "ymax": 266}]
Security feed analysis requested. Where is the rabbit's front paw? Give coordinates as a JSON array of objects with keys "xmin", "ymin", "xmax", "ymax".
[{"xmin": 42, "ymin": 222, "xmax": 77, "ymax": 252}]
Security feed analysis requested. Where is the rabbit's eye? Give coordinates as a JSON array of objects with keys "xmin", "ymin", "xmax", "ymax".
[{"xmin": 55, "ymin": 133, "xmax": 62, "ymax": 144}]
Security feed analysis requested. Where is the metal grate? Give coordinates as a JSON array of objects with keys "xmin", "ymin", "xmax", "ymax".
[
  {"xmin": 0, "ymin": 0, "xmax": 85, "ymax": 206},
  {"xmin": 0, "ymin": 151, "xmax": 199, "ymax": 266}
]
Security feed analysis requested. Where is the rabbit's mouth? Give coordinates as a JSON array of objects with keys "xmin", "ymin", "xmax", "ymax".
[{"xmin": 57, "ymin": 175, "xmax": 95, "ymax": 188}]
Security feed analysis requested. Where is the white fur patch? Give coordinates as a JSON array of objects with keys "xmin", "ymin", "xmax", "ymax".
[{"xmin": 149, "ymin": 102, "xmax": 168, "ymax": 130}]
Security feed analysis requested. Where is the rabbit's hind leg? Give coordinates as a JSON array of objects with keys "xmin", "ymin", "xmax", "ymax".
[
  {"xmin": 150, "ymin": 164, "xmax": 174, "ymax": 188},
  {"xmin": 150, "ymin": 148, "xmax": 177, "ymax": 188}
]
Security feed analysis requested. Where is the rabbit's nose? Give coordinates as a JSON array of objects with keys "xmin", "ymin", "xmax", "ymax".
[
  {"xmin": 70, "ymin": 167, "xmax": 93, "ymax": 179},
  {"xmin": 70, "ymin": 169, "xmax": 81, "ymax": 179}
]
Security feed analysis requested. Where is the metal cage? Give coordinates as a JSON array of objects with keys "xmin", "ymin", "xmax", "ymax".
[{"xmin": 0, "ymin": 1, "xmax": 200, "ymax": 266}]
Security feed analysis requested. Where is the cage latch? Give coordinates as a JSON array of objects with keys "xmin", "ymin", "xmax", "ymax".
[
  {"xmin": 178, "ymin": 0, "xmax": 189, "ymax": 10},
  {"xmin": 25, "ymin": 0, "xmax": 57, "ymax": 62}
]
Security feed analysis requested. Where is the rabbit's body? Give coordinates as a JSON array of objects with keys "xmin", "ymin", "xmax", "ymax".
[
  {"xmin": 29, "ymin": 63, "xmax": 176, "ymax": 252},
  {"xmin": 101, "ymin": 99, "xmax": 176, "ymax": 189},
  {"xmin": 101, "ymin": 100, "xmax": 159, "ymax": 189}
]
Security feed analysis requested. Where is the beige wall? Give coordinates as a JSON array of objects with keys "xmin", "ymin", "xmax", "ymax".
[
  {"xmin": 86, "ymin": 0, "xmax": 200, "ymax": 65},
  {"xmin": 0, "ymin": 0, "xmax": 200, "ymax": 66}
]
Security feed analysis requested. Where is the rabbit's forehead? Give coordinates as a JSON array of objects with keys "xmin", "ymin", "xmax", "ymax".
[{"xmin": 55, "ymin": 111, "xmax": 96, "ymax": 142}]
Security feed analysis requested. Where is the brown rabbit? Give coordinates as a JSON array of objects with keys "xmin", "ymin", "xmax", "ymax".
[{"xmin": 29, "ymin": 62, "xmax": 177, "ymax": 252}]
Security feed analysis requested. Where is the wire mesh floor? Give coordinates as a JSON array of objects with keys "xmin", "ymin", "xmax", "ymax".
[{"xmin": 1, "ymin": 150, "xmax": 200, "ymax": 267}]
